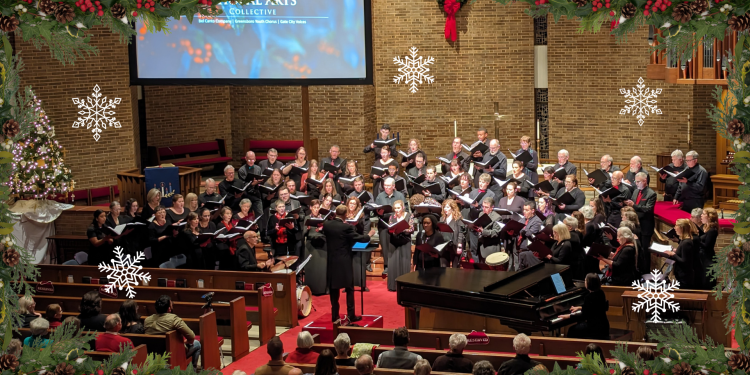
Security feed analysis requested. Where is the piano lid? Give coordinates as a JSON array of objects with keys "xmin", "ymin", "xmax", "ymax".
[{"xmin": 395, "ymin": 263, "xmax": 570, "ymax": 299}]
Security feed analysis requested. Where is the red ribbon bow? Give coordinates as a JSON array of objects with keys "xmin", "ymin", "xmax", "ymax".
[{"xmin": 444, "ymin": 0, "xmax": 460, "ymax": 42}]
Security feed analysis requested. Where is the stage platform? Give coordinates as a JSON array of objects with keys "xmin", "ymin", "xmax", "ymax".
[{"xmin": 303, "ymin": 314, "xmax": 384, "ymax": 343}]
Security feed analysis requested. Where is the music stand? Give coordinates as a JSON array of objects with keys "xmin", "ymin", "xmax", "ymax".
[{"xmin": 352, "ymin": 242, "xmax": 374, "ymax": 315}]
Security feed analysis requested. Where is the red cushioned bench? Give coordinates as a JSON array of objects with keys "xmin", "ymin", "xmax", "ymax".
[
  {"xmin": 654, "ymin": 201, "xmax": 735, "ymax": 229},
  {"xmin": 149, "ymin": 139, "xmax": 231, "ymax": 171},
  {"xmin": 244, "ymin": 139, "xmax": 304, "ymax": 163}
]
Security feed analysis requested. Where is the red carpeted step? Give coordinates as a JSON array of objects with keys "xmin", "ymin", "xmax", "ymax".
[{"xmin": 303, "ymin": 313, "xmax": 384, "ymax": 344}]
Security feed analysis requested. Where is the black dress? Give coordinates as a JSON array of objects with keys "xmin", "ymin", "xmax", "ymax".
[
  {"xmin": 671, "ymin": 237, "xmax": 696, "ymax": 289},
  {"xmin": 140, "ymin": 203, "xmax": 158, "ymax": 221},
  {"xmin": 441, "ymin": 217, "xmax": 465, "ymax": 267},
  {"xmin": 609, "ymin": 245, "xmax": 638, "ymax": 286},
  {"xmin": 566, "ymin": 289, "xmax": 610, "ymax": 340},
  {"xmin": 198, "ymin": 221, "xmax": 218, "ymax": 270},
  {"xmin": 284, "ymin": 160, "xmax": 309, "ymax": 189},
  {"xmin": 147, "ymin": 220, "xmax": 174, "ymax": 267},
  {"xmin": 414, "ymin": 230, "xmax": 449, "ymax": 270},
  {"xmin": 304, "ymin": 215, "xmax": 328, "ymax": 295},
  {"xmin": 567, "ymin": 231, "xmax": 586, "ymax": 281},
  {"xmin": 166, "ymin": 208, "xmax": 189, "ymax": 224},
  {"xmin": 176, "ymin": 230, "xmax": 206, "ymax": 269},
  {"xmin": 387, "ymin": 213, "xmax": 414, "ymax": 291},
  {"xmin": 699, "ymin": 228, "xmax": 718, "ymax": 289},
  {"xmin": 86, "ymin": 224, "xmax": 113, "ymax": 266}
]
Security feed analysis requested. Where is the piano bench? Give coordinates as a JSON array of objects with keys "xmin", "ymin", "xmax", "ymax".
[{"xmin": 609, "ymin": 329, "xmax": 633, "ymax": 341}]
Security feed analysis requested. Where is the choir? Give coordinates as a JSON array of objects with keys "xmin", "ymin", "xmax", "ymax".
[{"xmin": 87, "ymin": 127, "xmax": 717, "ymax": 294}]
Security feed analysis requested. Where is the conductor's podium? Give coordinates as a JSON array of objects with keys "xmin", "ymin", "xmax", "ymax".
[{"xmin": 303, "ymin": 314, "xmax": 383, "ymax": 343}]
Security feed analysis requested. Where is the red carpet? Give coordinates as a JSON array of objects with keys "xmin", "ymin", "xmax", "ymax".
[{"xmin": 221, "ymin": 280, "xmax": 403, "ymax": 374}]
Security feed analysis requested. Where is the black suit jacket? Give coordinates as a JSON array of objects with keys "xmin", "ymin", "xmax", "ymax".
[
  {"xmin": 631, "ymin": 186, "xmax": 656, "ymax": 237},
  {"xmin": 322, "ymin": 219, "xmax": 370, "ymax": 289}
]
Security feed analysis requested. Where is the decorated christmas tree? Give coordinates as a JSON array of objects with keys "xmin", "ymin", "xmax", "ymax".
[{"xmin": 6, "ymin": 92, "xmax": 75, "ymax": 199}]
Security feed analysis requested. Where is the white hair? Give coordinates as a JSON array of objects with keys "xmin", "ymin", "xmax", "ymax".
[
  {"xmin": 617, "ymin": 227, "xmax": 634, "ymax": 241},
  {"xmin": 513, "ymin": 333, "xmax": 531, "ymax": 355},
  {"xmin": 297, "ymin": 331, "xmax": 314, "ymax": 349},
  {"xmin": 333, "ymin": 333, "xmax": 351, "ymax": 355},
  {"xmin": 414, "ymin": 359, "xmax": 431, "ymax": 375},
  {"xmin": 489, "ymin": 139, "xmax": 500, "ymax": 147},
  {"xmin": 691, "ymin": 207, "xmax": 703, "ymax": 218},
  {"xmin": 631, "ymin": 156, "xmax": 642, "ymax": 164},
  {"xmin": 449, "ymin": 333, "xmax": 468, "ymax": 351},
  {"xmin": 671, "ymin": 150, "xmax": 684, "ymax": 159},
  {"xmin": 223, "ymin": 165, "xmax": 235, "ymax": 173},
  {"xmin": 563, "ymin": 216, "xmax": 578, "ymax": 230},
  {"xmin": 602, "ymin": 154, "xmax": 613, "ymax": 163},
  {"xmin": 205, "ymin": 178, "xmax": 215, "ymax": 184},
  {"xmin": 636, "ymin": 171, "xmax": 648, "ymax": 180},
  {"xmin": 686, "ymin": 150, "xmax": 699, "ymax": 159},
  {"xmin": 384, "ymin": 177, "xmax": 395, "ymax": 186},
  {"xmin": 580, "ymin": 205, "xmax": 594, "ymax": 220},
  {"xmin": 558, "ymin": 149, "xmax": 569, "ymax": 158}
]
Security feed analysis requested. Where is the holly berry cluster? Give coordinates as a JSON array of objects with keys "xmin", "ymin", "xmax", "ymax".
[
  {"xmin": 644, "ymin": 0, "xmax": 671, "ymax": 15},
  {"xmin": 199, "ymin": 0, "xmax": 213, "ymax": 7},
  {"xmin": 74, "ymin": 0, "xmax": 104, "ymax": 16},
  {"xmin": 534, "ymin": 0, "xmax": 549, "ymax": 6},
  {"xmin": 17, "ymin": 0, "xmax": 32, "ymax": 5},
  {"xmin": 136, "ymin": 0, "xmax": 155, "ymax": 12},
  {"xmin": 592, "ymin": 0, "xmax": 610, "ymax": 11}
]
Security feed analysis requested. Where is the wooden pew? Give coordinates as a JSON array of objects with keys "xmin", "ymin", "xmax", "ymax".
[
  {"xmin": 38, "ymin": 264, "xmax": 298, "ymax": 328},
  {"xmin": 289, "ymin": 363, "xmax": 455, "ymax": 375},
  {"xmin": 24, "ymin": 281, "xmax": 276, "ymax": 345},
  {"xmin": 28, "ymin": 294, "xmax": 248, "ymax": 362},
  {"xmin": 85, "ymin": 344, "xmax": 148, "ymax": 366}
]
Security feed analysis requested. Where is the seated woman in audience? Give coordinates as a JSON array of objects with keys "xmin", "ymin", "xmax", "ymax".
[
  {"xmin": 185, "ymin": 193, "xmax": 200, "ymax": 214},
  {"xmin": 141, "ymin": 188, "xmax": 161, "ymax": 221},
  {"xmin": 559, "ymin": 273, "xmax": 609, "ymax": 340},
  {"xmin": 301, "ymin": 160, "xmax": 324, "ymax": 197},
  {"xmin": 414, "ymin": 359, "xmax": 431, "ymax": 375},
  {"xmin": 178, "ymin": 212, "xmax": 210, "ymax": 269},
  {"xmin": 78, "ymin": 290, "xmax": 107, "ymax": 331},
  {"xmin": 286, "ymin": 331, "xmax": 319, "ymax": 364},
  {"xmin": 401, "ymin": 138, "xmax": 423, "ymax": 171},
  {"xmin": 320, "ymin": 179, "xmax": 342, "ymax": 202},
  {"xmin": 496, "ymin": 182, "xmax": 525, "ymax": 221},
  {"xmin": 282, "ymin": 146, "xmax": 309, "ymax": 189},
  {"xmin": 598, "ymin": 227, "xmax": 639, "ymax": 286},
  {"xmin": 432, "ymin": 333, "xmax": 473, "ymax": 373},
  {"xmin": 441, "ymin": 199, "xmax": 465, "ymax": 268},
  {"xmin": 699, "ymin": 208, "xmax": 719, "ymax": 289},
  {"xmin": 215, "ymin": 206, "xmax": 241, "ymax": 264},
  {"xmin": 19, "ymin": 295, "xmax": 42, "ymax": 328},
  {"xmin": 509, "ymin": 160, "xmax": 530, "ymax": 198},
  {"xmin": 636, "ymin": 346, "xmax": 655, "ymax": 361},
  {"xmin": 234, "ymin": 198, "xmax": 256, "ymax": 223},
  {"xmin": 6, "ymin": 339, "xmax": 21, "ymax": 358},
  {"xmin": 663, "ymin": 218, "xmax": 698, "ymax": 289},
  {"xmin": 63, "ymin": 316, "xmax": 81, "ymax": 334},
  {"xmin": 534, "ymin": 166, "xmax": 560, "ymax": 198},
  {"xmin": 148, "ymin": 206, "xmax": 176, "ymax": 267},
  {"xmin": 88, "ymin": 209, "xmax": 115, "ymax": 266},
  {"xmin": 333, "ymin": 333, "xmax": 355, "ymax": 366},
  {"xmin": 119, "ymin": 299, "xmax": 145, "ymax": 334},
  {"xmin": 314, "ymin": 349, "xmax": 338, "ymax": 375},
  {"xmin": 340, "ymin": 160, "xmax": 361, "ymax": 196},
  {"xmin": 45, "ymin": 304, "xmax": 63, "ymax": 329},
  {"xmin": 268, "ymin": 200, "xmax": 298, "ymax": 257},
  {"xmin": 167, "ymin": 194, "xmax": 189, "ymax": 224},
  {"xmin": 24, "ymin": 318, "xmax": 50, "ymax": 348},
  {"xmin": 576, "ymin": 343, "xmax": 605, "ymax": 368}
]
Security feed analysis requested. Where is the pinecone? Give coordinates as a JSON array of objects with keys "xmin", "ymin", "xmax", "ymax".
[
  {"xmin": 2, "ymin": 248, "xmax": 18, "ymax": 267},
  {"xmin": 729, "ymin": 353, "xmax": 750, "ymax": 372},
  {"xmin": 0, "ymin": 354, "xmax": 19, "ymax": 371},
  {"xmin": 691, "ymin": 0, "xmax": 708, "ymax": 14},
  {"xmin": 672, "ymin": 2, "xmax": 693, "ymax": 23},
  {"xmin": 53, "ymin": 363, "xmax": 75, "ymax": 375},
  {"xmin": 621, "ymin": 3, "xmax": 637, "ymax": 18},
  {"xmin": 572, "ymin": 0, "xmax": 588, "ymax": 7},
  {"xmin": 54, "ymin": 3, "xmax": 75, "ymax": 24},
  {"xmin": 110, "ymin": 3, "xmax": 126, "ymax": 18},
  {"xmin": 729, "ymin": 247, "xmax": 745, "ymax": 267},
  {"xmin": 672, "ymin": 362, "xmax": 693, "ymax": 375},
  {"xmin": 38, "ymin": 0, "xmax": 57, "ymax": 14},
  {"xmin": 2, "ymin": 119, "xmax": 19, "ymax": 138},
  {"xmin": 728, "ymin": 119, "xmax": 745, "ymax": 137},
  {"xmin": 622, "ymin": 367, "xmax": 637, "ymax": 375},
  {"xmin": 729, "ymin": 14, "xmax": 750, "ymax": 32},
  {"xmin": 744, "ymin": 241, "xmax": 750, "ymax": 252},
  {"xmin": 160, "ymin": 0, "xmax": 175, "ymax": 7},
  {"xmin": 0, "ymin": 16, "xmax": 19, "ymax": 33},
  {"xmin": 111, "ymin": 368, "xmax": 127, "ymax": 375}
]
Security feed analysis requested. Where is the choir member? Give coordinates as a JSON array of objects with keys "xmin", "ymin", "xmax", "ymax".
[
  {"xmin": 444, "ymin": 159, "xmax": 465, "ymax": 187},
  {"xmin": 555, "ymin": 175, "xmax": 585, "ymax": 217},
  {"xmin": 87, "ymin": 209, "xmax": 115, "ymax": 266},
  {"xmin": 386, "ymin": 200, "xmax": 414, "ymax": 291},
  {"xmin": 279, "ymin": 187, "xmax": 304, "ymax": 261},
  {"xmin": 400, "ymin": 138, "xmax": 423, "ymax": 171},
  {"xmin": 304, "ymin": 199, "xmax": 328, "ymax": 295},
  {"xmin": 663, "ymin": 218, "xmax": 698, "ymax": 289},
  {"xmin": 301, "ymin": 160, "xmax": 324, "ymax": 198},
  {"xmin": 453, "ymin": 173, "xmax": 475, "ymax": 219},
  {"xmin": 475, "ymin": 197, "xmax": 502, "ymax": 262},
  {"xmin": 141, "ymin": 188, "xmax": 161, "ymax": 221},
  {"xmin": 185, "ymin": 193, "xmax": 199, "ymax": 214},
  {"xmin": 385, "ymin": 164, "xmax": 408, "ymax": 201},
  {"xmin": 620, "ymin": 210, "xmax": 642, "ymax": 241},
  {"xmin": 219, "ymin": 166, "xmax": 248, "ymax": 213},
  {"xmin": 546, "ymin": 223, "xmax": 578, "ymax": 281},
  {"xmin": 534, "ymin": 166, "xmax": 560, "ymax": 198},
  {"xmin": 465, "ymin": 174, "xmax": 492, "ymax": 260},
  {"xmin": 197, "ymin": 208, "xmax": 218, "ymax": 270},
  {"xmin": 258, "ymin": 148, "xmax": 284, "ymax": 175},
  {"xmin": 517, "ymin": 136, "xmax": 539, "ymax": 183},
  {"xmin": 235, "ymin": 231, "xmax": 274, "ymax": 271},
  {"xmin": 441, "ymin": 199, "xmax": 465, "ymax": 267},
  {"xmin": 475, "ymin": 139, "xmax": 507, "ymax": 192},
  {"xmin": 420, "ymin": 166, "xmax": 446, "ymax": 203},
  {"xmin": 147, "ymin": 206, "xmax": 176, "ymax": 267},
  {"xmin": 659, "ymin": 150, "xmax": 686, "ymax": 202},
  {"xmin": 320, "ymin": 179, "xmax": 342, "ymax": 202},
  {"xmin": 552, "ymin": 149, "xmax": 577, "ymax": 182},
  {"xmin": 282, "ymin": 147, "xmax": 309, "ymax": 189},
  {"xmin": 124, "ymin": 198, "xmax": 139, "ymax": 219},
  {"xmin": 261, "ymin": 169, "xmax": 284, "ymax": 232},
  {"xmin": 467, "ymin": 128, "xmax": 490, "ymax": 177},
  {"xmin": 517, "ymin": 201, "xmax": 543, "ymax": 270},
  {"xmin": 624, "ymin": 156, "xmax": 650, "ymax": 187},
  {"xmin": 441, "ymin": 137, "xmax": 470, "ymax": 175},
  {"xmin": 364, "ymin": 124, "xmax": 397, "ymax": 161},
  {"xmin": 699, "ymin": 208, "xmax": 719, "ymax": 289},
  {"xmin": 372, "ymin": 147, "xmax": 398, "ymax": 198},
  {"xmin": 375, "ymin": 178, "xmax": 406, "ymax": 276},
  {"xmin": 179, "ymin": 212, "xmax": 209, "ymax": 269},
  {"xmin": 406, "ymin": 152, "xmax": 427, "ymax": 196},
  {"xmin": 560, "ymin": 273, "xmax": 610, "ymax": 340},
  {"xmin": 344, "ymin": 196, "xmax": 366, "ymax": 234},
  {"xmin": 590, "ymin": 198, "xmax": 606, "ymax": 225},
  {"xmin": 414, "ymin": 214, "xmax": 447, "ymax": 270},
  {"xmin": 690, "ymin": 208, "xmax": 705, "ymax": 236},
  {"xmin": 233, "ymin": 198, "xmax": 255, "ymax": 222},
  {"xmin": 320, "ymin": 194, "xmax": 335, "ymax": 213},
  {"xmin": 215, "ymin": 207, "xmax": 240, "ymax": 269},
  {"xmin": 673, "ymin": 151, "xmax": 708, "ymax": 213},
  {"xmin": 267, "ymin": 200, "xmax": 298, "ymax": 257},
  {"xmin": 580, "ymin": 206, "xmax": 602, "ymax": 250},
  {"xmin": 601, "ymin": 171, "xmax": 631, "ymax": 228},
  {"xmin": 349, "ymin": 177, "xmax": 373, "ymax": 203},
  {"xmin": 496, "ymin": 182, "xmax": 525, "ymax": 221},
  {"xmin": 562, "ymin": 217, "xmax": 586, "ymax": 281},
  {"xmin": 166, "ymin": 194, "xmax": 189, "ymax": 224},
  {"xmin": 105, "ymin": 202, "xmax": 135, "ymax": 255},
  {"xmin": 198, "ymin": 178, "xmax": 221, "ymax": 207},
  {"xmin": 589, "ymin": 155, "xmax": 619, "ymax": 188},
  {"xmin": 286, "ymin": 180, "xmax": 299, "ymax": 200},
  {"xmin": 105, "ymin": 201, "xmax": 130, "ymax": 227},
  {"xmin": 598, "ymin": 227, "xmax": 639, "ymax": 286},
  {"xmin": 509, "ymin": 161, "xmax": 530, "ymax": 198},
  {"xmin": 321, "ymin": 145, "xmax": 345, "ymax": 181},
  {"xmin": 340, "ymin": 160, "xmax": 361, "ymax": 196},
  {"xmin": 624, "ymin": 171, "xmax": 656, "ymax": 271},
  {"xmin": 536, "ymin": 197, "xmax": 556, "ymax": 227},
  {"xmin": 237, "ymin": 151, "xmax": 265, "ymax": 226}
]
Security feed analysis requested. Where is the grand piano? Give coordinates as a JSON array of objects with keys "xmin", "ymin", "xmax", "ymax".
[{"xmin": 396, "ymin": 263, "xmax": 588, "ymax": 334}]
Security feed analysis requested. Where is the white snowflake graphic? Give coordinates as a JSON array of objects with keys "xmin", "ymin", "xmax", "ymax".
[
  {"xmin": 98, "ymin": 246, "xmax": 151, "ymax": 298},
  {"xmin": 620, "ymin": 77, "xmax": 662, "ymax": 126},
  {"xmin": 631, "ymin": 269, "xmax": 680, "ymax": 322},
  {"xmin": 72, "ymin": 85, "xmax": 122, "ymax": 142},
  {"xmin": 393, "ymin": 47, "xmax": 435, "ymax": 94}
]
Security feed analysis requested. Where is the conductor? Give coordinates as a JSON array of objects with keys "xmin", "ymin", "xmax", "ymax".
[{"xmin": 322, "ymin": 204, "xmax": 373, "ymax": 323}]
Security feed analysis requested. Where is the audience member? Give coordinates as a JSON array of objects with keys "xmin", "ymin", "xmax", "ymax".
[
  {"xmin": 414, "ymin": 359, "xmax": 431, "ymax": 375},
  {"xmin": 333, "ymin": 333, "xmax": 355, "ymax": 366},
  {"xmin": 119, "ymin": 300, "xmax": 145, "ymax": 334},
  {"xmin": 289, "ymin": 369, "xmax": 302, "ymax": 375},
  {"xmin": 7, "ymin": 338, "xmax": 22, "ymax": 357},
  {"xmin": 472, "ymin": 361, "xmax": 495, "ymax": 375},
  {"xmin": 584, "ymin": 343, "xmax": 605, "ymax": 364},
  {"xmin": 144, "ymin": 295, "xmax": 201, "ymax": 369},
  {"xmin": 496, "ymin": 334, "xmax": 540, "ymax": 375},
  {"xmin": 355, "ymin": 355, "xmax": 374, "ymax": 375},
  {"xmin": 376, "ymin": 327, "xmax": 422, "ymax": 369},
  {"xmin": 19, "ymin": 296, "xmax": 42, "ymax": 328},
  {"xmin": 24, "ymin": 318, "xmax": 50, "ymax": 348},
  {"xmin": 95, "ymin": 313, "xmax": 135, "ymax": 352},
  {"xmin": 45, "ymin": 304, "xmax": 63, "ymax": 329},
  {"xmin": 313, "ymin": 349, "xmax": 338, "ymax": 375},
  {"xmin": 78, "ymin": 290, "xmax": 107, "ymax": 331},
  {"xmin": 432, "ymin": 333, "xmax": 473, "ymax": 373},
  {"xmin": 232, "ymin": 371, "xmax": 248, "ymax": 375},
  {"xmin": 286, "ymin": 331, "xmax": 320, "ymax": 364},
  {"xmin": 63, "ymin": 316, "xmax": 81, "ymax": 335},
  {"xmin": 637, "ymin": 346, "xmax": 655, "ymax": 361},
  {"xmin": 255, "ymin": 336, "xmax": 295, "ymax": 375}
]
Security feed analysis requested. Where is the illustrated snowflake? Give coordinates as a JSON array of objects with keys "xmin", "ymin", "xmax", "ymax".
[
  {"xmin": 393, "ymin": 47, "xmax": 435, "ymax": 94},
  {"xmin": 631, "ymin": 269, "xmax": 680, "ymax": 322},
  {"xmin": 98, "ymin": 246, "xmax": 151, "ymax": 298},
  {"xmin": 620, "ymin": 77, "xmax": 662, "ymax": 126},
  {"xmin": 72, "ymin": 84, "xmax": 122, "ymax": 141}
]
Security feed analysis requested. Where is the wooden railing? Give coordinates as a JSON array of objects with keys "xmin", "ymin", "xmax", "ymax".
[{"xmin": 647, "ymin": 28, "xmax": 738, "ymax": 85}]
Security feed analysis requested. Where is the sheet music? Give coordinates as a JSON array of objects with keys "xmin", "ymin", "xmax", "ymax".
[{"xmin": 295, "ymin": 254, "xmax": 313, "ymax": 275}]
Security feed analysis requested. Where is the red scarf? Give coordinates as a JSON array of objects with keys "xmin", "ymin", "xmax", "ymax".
[
  {"xmin": 605, "ymin": 242, "xmax": 630, "ymax": 278},
  {"xmin": 275, "ymin": 213, "xmax": 288, "ymax": 244}
]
